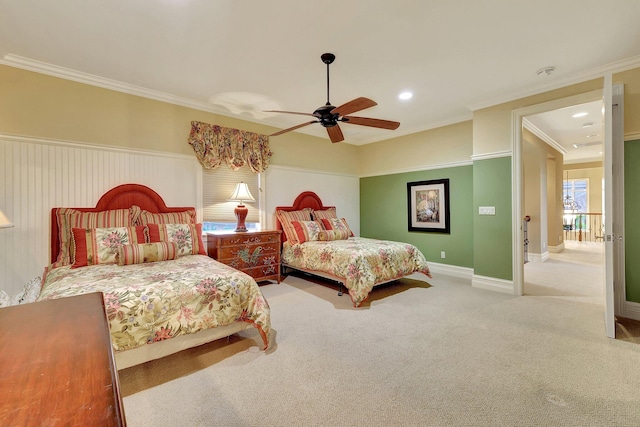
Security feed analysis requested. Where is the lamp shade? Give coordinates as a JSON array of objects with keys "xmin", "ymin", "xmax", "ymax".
[
  {"xmin": 0, "ymin": 209, "xmax": 13, "ymax": 229},
  {"xmin": 228, "ymin": 182, "xmax": 255, "ymax": 203}
]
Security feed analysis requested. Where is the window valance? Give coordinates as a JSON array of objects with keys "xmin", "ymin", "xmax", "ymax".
[{"xmin": 187, "ymin": 121, "xmax": 272, "ymax": 173}]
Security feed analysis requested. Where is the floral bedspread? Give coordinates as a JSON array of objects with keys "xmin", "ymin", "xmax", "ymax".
[
  {"xmin": 38, "ymin": 255, "xmax": 270, "ymax": 352},
  {"xmin": 282, "ymin": 237, "xmax": 431, "ymax": 307}
]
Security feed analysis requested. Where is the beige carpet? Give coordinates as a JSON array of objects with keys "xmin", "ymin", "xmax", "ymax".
[{"xmin": 120, "ymin": 250, "xmax": 640, "ymax": 426}]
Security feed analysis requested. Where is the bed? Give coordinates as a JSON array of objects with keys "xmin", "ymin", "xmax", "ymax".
[
  {"xmin": 38, "ymin": 184, "xmax": 270, "ymax": 369},
  {"xmin": 275, "ymin": 191, "xmax": 431, "ymax": 307}
]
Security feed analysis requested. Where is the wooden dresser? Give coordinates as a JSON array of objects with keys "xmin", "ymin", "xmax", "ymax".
[
  {"xmin": 207, "ymin": 230, "xmax": 281, "ymax": 283},
  {"xmin": 0, "ymin": 292, "xmax": 126, "ymax": 426}
]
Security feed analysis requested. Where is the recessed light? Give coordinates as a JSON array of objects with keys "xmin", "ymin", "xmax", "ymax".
[
  {"xmin": 572, "ymin": 112, "xmax": 588, "ymax": 118},
  {"xmin": 399, "ymin": 91, "xmax": 413, "ymax": 101},
  {"xmin": 586, "ymin": 133, "xmax": 599, "ymax": 138}
]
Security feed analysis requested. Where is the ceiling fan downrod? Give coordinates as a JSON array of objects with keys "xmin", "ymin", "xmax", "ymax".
[{"xmin": 321, "ymin": 53, "xmax": 335, "ymax": 106}]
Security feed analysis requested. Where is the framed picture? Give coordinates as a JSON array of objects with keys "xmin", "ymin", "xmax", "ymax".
[{"xmin": 407, "ymin": 178, "xmax": 450, "ymax": 233}]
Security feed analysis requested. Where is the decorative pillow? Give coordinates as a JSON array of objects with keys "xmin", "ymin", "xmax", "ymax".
[
  {"xmin": 146, "ymin": 223, "xmax": 206, "ymax": 256},
  {"xmin": 275, "ymin": 208, "xmax": 312, "ymax": 244},
  {"xmin": 71, "ymin": 226, "xmax": 148, "ymax": 268},
  {"xmin": 318, "ymin": 229, "xmax": 351, "ymax": 241},
  {"xmin": 320, "ymin": 217, "xmax": 354, "ymax": 236},
  {"xmin": 311, "ymin": 207, "xmax": 337, "ymax": 221},
  {"xmin": 54, "ymin": 207, "xmax": 139, "ymax": 267},
  {"xmin": 291, "ymin": 220, "xmax": 324, "ymax": 244},
  {"xmin": 116, "ymin": 241, "xmax": 179, "ymax": 265},
  {"xmin": 12, "ymin": 276, "xmax": 42, "ymax": 305},
  {"xmin": 135, "ymin": 207, "xmax": 196, "ymax": 225}
]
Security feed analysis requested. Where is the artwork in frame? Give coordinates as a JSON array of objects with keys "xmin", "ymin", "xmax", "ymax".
[{"xmin": 407, "ymin": 179, "xmax": 450, "ymax": 233}]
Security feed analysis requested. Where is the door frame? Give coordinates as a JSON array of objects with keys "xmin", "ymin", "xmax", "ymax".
[{"xmin": 511, "ymin": 88, "xmax": 623, "ymax": 307}]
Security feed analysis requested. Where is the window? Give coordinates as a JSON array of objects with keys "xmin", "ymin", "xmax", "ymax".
[
  {"xmin": 563, "ymin": 178, "xmax": 588, "ymax": 213},
  {"xmin": 563, "ymin": 178, "xmax": 589, "ymax": 231},
  {"xmin": 201, "ymin": 166, "xmax": 261, "ymax": 232}
]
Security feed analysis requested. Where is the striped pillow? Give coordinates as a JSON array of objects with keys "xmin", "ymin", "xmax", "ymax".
[
  {"xmin": 54, "ymin": 207, "xmax": 139, "ymax": 267},
  {"xmin": 276, "ymin": 208, "xmax": 313, "ymax": 244},
  {"xmin": 116, "ymin": 242, "xmax": 179, "ymax": 265},
  {"xmin": 147, "ymin": 223, "xmax": 206, "ymax": 256},
  {"xmin": 311, "ymin": 207, "xmax": 337, "ymax": 221},
  {"xmin": 71, "ymin": 226, "xmax": 148, "ymax": 268},
  {"xmin": 291, "ymin": 220, "xmax": 324, "ymax": 243},
  {"xmin": 135, "ymin": 207, "xmax": 196, "ymax": 225}
]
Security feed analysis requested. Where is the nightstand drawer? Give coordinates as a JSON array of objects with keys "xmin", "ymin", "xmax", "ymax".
[
  {"xmin": 217, "ymin": 242, "xmax": 279, "ymax": 263},
  {"xmin": 207, "ymin": 230, "xmax": 281, "ymax": 283},
  {"xmin": 216, "ymin": 233, "xmax": 280, "ymax": 247}
]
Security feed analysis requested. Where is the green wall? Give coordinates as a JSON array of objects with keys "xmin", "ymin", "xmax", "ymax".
[
  {"xmin": 624, "ymin": 139, "xmax": 640, "ymax": 303},
  {"xmin": 473, "ymin": 157, "xmax": 513, "ymax": 280},
  {"xmin": 360, "ymin": 165, "xmax": 473, "ymax": 268}
]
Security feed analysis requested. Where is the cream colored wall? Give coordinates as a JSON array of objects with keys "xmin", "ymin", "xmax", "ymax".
[
  {"xmin": 357, "ymin": 120, "xmax": 473, "ymax": 176},
  {"xmin": 0, "ymin": 65, "xmax": 361, "ymax": 175},
  {"xmin": 473, "ymin": 80, "xmax": 603, "ymax": 156}
]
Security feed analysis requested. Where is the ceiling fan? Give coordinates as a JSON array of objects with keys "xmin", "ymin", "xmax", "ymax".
[{"xmin": 267, "ymin": 53, "xmax": 400, "ymax": 143}]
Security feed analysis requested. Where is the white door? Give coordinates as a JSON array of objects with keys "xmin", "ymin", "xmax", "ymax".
[{"xmin": 603, "ymin": 74, "xmax": 625, "ymax": 338}]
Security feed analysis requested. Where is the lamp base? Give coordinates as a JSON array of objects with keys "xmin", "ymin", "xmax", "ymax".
[{"xmin": 234, "ymin": 204, "xmax": 248, "ymax": 232}]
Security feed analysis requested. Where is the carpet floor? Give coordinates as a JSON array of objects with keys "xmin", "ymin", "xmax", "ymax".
[{"xmin": 119, "ymin": 242, "xmax": 640, "ymax": 426}]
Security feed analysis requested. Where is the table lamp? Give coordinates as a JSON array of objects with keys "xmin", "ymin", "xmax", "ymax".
[{"xmin": 228, "ymin": 182, "xmax": 255, "ymax": 232}]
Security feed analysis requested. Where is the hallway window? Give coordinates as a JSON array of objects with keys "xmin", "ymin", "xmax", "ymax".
[{"xmin": 563, "ymin": 179, "xmax": 588, "ymax": 213}]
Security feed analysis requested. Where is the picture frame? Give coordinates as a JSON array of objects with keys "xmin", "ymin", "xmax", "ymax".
[{"xmin": 407, "ymin": 178, "xmax": 450, "ymax": 233}]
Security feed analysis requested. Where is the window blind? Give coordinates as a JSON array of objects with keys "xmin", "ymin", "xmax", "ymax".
[{"xmin": 202, "ymin": 166, "xmax": 260, "ymax": 223}]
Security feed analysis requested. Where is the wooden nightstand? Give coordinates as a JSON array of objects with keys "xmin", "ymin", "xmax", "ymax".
[{"xmin": 207, "ymin": 230, "xmax": 281, "ymax": 283}]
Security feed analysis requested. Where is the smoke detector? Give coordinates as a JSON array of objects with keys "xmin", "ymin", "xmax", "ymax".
[{"xmin": 537, "ymin": 66, "xmax": 555, "ymax": 77}]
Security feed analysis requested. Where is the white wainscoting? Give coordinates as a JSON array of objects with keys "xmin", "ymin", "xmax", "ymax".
[
  {"xmin": 0, "ymin": 134, "xmax": 200, "ymax": 298},
  {"xmin": 263, "ymin": 165, "xmax": 360, "ymax": 236}
]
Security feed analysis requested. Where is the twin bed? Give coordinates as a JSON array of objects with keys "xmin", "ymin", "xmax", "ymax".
[
  {"xmin": 36, "ymin": 185, "xmax": 430, "ymax": 368},
  {"xmin": 275, "ymin": 191, "xmax": 431, "ymax": 307}
]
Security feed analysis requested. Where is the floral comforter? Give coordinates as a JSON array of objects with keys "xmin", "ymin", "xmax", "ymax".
[
  {"xmin": 38, "ymin": 255, "xmax": 270, "ymax": 352},
  {"xmin": 282, "ymin": 237, "xmax": 431, "ymax": 307}
]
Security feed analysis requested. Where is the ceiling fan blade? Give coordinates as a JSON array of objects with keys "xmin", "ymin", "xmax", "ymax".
[
  {"xmin": 270, "ymin": 121, "xmax": 318, "ymax": 137},
  {"xmin": 265, "ymin": 110, "xmax": 317, "ymax": 117},
  {"xmin": 326, "ymin": 124, "xmax": 344, "ymax": 143},
  {"xmin": 342, "ymin": 116, "xmax": 400, "ymax": 130},
  {"xmin": 331, "ymin": 97, "xmax": 377, "ymax": 117}
]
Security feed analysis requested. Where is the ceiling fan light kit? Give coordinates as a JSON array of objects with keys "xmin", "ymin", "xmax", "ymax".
[{"xmin": 267, "ymin": 53, "xmax": 400, "ymax": 143}]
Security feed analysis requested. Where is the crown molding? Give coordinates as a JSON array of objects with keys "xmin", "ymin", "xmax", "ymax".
[
  {"xmin": 522, "ymin": 118, "xmax": 567, "ymax": 154},
  {"xmin": 467, "ymin": 55, "xmax": 640, "ymax": 112},
  {"xmin": 471, "ymin": 150, "xmax": 512, "ymax": 161}
]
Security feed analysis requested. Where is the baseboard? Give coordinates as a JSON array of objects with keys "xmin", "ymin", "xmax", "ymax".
[
  {"xmin": 548, "ymin": 243, "xmax": 565, "ymax": 253},
  {"xmin": 472, "ymin": 274, "xmax": 515, "ymax": 294},
  {"xmin": 427, "ymin": 262, "xmax": 473, "ymax": 280},
  {"xmin": 623, "ymin": 301, "xmax": 640, "ymax": 321},
  {"xmin": 527, "ymin": 251, "xmax": 550, "ymax": 263}
]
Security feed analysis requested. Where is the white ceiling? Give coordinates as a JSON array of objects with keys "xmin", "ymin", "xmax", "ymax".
[{"xmin": 1, "ymin": 1, "xmax": 639, "ymax": 157}]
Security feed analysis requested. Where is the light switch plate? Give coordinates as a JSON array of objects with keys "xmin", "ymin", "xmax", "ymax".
[{"xmin": 479, "ymin": 206, "xmax": 496, "ymax": 215}]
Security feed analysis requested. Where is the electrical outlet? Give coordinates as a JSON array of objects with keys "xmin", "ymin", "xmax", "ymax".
[{"xmin": 440, "ymin": 251, "xmax": 446, "ymax": 259}]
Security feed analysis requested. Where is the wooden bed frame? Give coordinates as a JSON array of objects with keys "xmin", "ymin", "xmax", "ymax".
[{"xmin": 49, "ymin": 183, "xmax": 250, "ymax": 369}]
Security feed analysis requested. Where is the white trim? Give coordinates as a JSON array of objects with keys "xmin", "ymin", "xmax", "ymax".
[
  {"xmin": 269, "ymin": 164, "xmax": 358, "ymax": 178},
  {"xmin": 511, "ymin": 89, "xmax": 605, "ymax": 297},
  {"xmin": 526, "ymin": 251, "xmax": 550, "ymax": 263},
  {"xmin": 359, "ymin": 159, "xmax": 473, "ymax": 178},
  {"xmin": 427, "ymin": 262, "xmax": 473, "ymax": 280},
  {"xmin": 467, "ymin": 55, "xmax": 640, "ymax": 112},
  {"xmin": 472, "ymin": 274, "xmax": 515, "ymax": 294},
  {"xmin": 470, "ymin": 150, "xmax": 512, "ymax": 161},
  {"xmin": 522, "ymin": 118, "xmax": 567, "ymax": 154},
  {"xmin": 0, "ymin": 132, "xmax": 194, "ymax": 160},
  {"xmin": 548, "ymin": 242, "xmax": 565, "ymax": 253},
  {"xmin": 623, "ymin": 301, "xmax": 640, "ymax": 321}
]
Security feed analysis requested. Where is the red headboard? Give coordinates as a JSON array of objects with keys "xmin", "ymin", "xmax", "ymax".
[
  {"xmin": 50, "ymin": 184, "xmax": 194, "ymax": 263},
  {"xmin": 274, "ymin": 191, "xmax": 335, "ymax": 243}
]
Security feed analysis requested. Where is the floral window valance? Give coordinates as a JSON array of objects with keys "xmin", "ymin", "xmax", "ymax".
[{"xmin": 187, "ymin": 121, "xmax": 272, "ymax": 173}]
